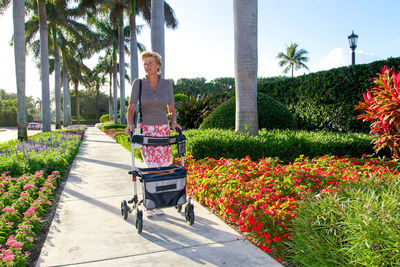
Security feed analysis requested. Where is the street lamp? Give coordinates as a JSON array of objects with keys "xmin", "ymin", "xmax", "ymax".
[{"xmin": 348, "ymin": 30, "xmax": 358, "ymax": 65}]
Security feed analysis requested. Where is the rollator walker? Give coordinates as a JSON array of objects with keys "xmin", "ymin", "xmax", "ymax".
[{"xmin": 120, "ymin": 129, "xmax": 195, "ymax": 233}]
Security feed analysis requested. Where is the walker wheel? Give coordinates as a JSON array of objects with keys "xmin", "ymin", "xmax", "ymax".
[
  {"xmin": 136, "ymin": 210, "xmax": 143, "ymax": 234},
  {"xmin": 121, "ymin": 200, "xmax": 129, "ymax": 220},
  {"xmin": 175, "ymin": 205, "xmax": 182, "ymax": 212},
  {"xmin": 185, "ymin": 204, "xmax": 195, "ymax": 226}
]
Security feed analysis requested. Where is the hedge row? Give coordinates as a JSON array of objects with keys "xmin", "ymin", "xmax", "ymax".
[
  {"xmin": 182, "ymin": 128, "xmax": 389, "ymax": 163},
  {"xmin": 258, "ymin": 57, "xmax": 400, "ymax": 132}
]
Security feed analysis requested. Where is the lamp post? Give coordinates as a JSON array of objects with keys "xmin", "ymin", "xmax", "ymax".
[{"xmin": 348, "ymin": 30, "xmax": 358, "ymax": 65}]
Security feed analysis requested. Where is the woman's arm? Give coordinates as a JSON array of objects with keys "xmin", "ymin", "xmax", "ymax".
[
  {"xmin": 125, "ymin": 103, "xmax": 137, "ymax": 135},
  {"xmin": 167, "ymin": 104, "xmax": 182, "ymax": 131}
]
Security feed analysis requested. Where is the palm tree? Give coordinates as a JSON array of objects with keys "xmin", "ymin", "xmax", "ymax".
[
  {"xmin": 12, "ymin": 0, "xmax": 28, "ymax": 139},
  {"xmin": 1, "ymin": 0, "xmax": 28, "ymax": 140},
  {"xmin": 233, "ymin": 0, "xmax": 258, "ymax": 136},
  {"xmin": 277, "ymin": 42, "xmax": 309, "ymax": 77},
  {"xmin": 26, "ymin": 1, "xmax": 99, "ymax": 127},
  {"xmin": 37, "ymin": 0, "xmax": 51, "ymax": 132}
]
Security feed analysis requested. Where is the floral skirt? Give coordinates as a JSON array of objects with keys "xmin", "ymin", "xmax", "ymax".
[{"xmin": 140, "ymin": 124, "xmax": 172, "ymax": 167}]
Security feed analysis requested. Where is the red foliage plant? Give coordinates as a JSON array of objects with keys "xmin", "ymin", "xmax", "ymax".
[{"xmin": 355, "ymin": 66, "xmax": 400, "ymax": 157}]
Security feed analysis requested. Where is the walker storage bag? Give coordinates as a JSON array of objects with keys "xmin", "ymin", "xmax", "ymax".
[{"xmin": 140, "ymin": 166, "xmax": 187, "ymax": 209}]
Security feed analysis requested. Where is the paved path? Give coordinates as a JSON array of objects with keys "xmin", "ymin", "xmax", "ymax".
[{"xmin": 36, "ymin": 127, "xmax": 282, "ymax": 267}]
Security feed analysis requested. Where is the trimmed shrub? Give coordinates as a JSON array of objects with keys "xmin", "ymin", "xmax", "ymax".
[
  {"xmin": 101, "ymin": 124, "xmax": 127, "ymax": 131},
  {"xmin": 99, "ymin": 114, "xmax": 111, "ymax": 123},
  {"xmin": 174, "ymin": 93, "xmax": 189, "ymax": 104},
  {"xmin": 181, "ymin": 128, "xmax": 387, "ymax": 163},
  {"xmin": 199, "ymin": 93, "xmax": 295, "ymax": 130}
]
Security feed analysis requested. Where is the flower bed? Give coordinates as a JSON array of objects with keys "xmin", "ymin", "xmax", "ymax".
[
  {"xmin": 0, "ymin": 128, "xmax": 84, "ymax": 177},
  {"xmin": 0, "ymin": 170, "xmax": 59, "ymax": 265},
  {"xmin": 0, "ymin": 126, "xmax": 85, "ymax": 265},
  {"xmin": 182, "ymin": 154, "xmax": 400, "ymax": 264}
]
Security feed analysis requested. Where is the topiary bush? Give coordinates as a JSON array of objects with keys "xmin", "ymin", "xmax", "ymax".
[
  {"xmin": 199, "ymin": 93, "xmax": 295, "ymax": 130},
  {"xmin": 99, "ymin": 114, "xmax": 111, "ymax": 123},
  {"xmin": 174, "ymin": 93, "xmax": 189, "ymax": 104}
]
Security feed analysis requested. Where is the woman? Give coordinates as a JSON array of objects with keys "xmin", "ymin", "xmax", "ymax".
[{"xmin": 126, "ymin": 51, "xmax": 182, "ymax": 217}]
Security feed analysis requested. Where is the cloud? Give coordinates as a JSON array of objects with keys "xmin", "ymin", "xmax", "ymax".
[{"xmin": 317, "ymin": 48, "xmax": 348, "ymax": 71}]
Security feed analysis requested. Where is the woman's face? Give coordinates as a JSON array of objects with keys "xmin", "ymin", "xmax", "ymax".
[{"xmin": 143, "ymin": 56, "xmax": 160, "ymax": 76}]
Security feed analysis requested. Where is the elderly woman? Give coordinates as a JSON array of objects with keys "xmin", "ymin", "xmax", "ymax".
[{"xmin": 126, "ymin": 51, "xmax": 182, "ymax": 217}]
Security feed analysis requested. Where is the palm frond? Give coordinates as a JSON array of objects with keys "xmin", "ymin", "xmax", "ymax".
[{"xmin": 0, "ymin": 0, "xmax": 11, "ymax": 15}]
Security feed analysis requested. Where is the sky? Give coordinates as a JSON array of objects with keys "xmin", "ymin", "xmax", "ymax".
[{"xmin": 1, "ymin": 0, "xmax": 399, "ymax": 99}]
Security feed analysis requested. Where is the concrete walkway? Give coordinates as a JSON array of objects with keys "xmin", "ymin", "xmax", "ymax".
[{"xmin": 36, "ymin": 127, "xmax": 282, "ymax": 267}]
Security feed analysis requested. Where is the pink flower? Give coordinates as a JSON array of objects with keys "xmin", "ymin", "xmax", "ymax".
[
  {"xmin": 2, "ymin": 254, "xmax": 14, "ymax": 262},
  {"xmin": 1, "ymin": 207, "xmax": 15, "ymax": 213},
  {"xmin": 23, "ymin": 183, "xmax": 34, "ymax": 190}
]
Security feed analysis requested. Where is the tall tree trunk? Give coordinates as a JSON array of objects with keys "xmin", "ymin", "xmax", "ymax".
[
  {"xmin": 62, "ymin": 59, "xmax": 71, "ymax": 126},
  {"xmin": 96, "ymin": 84, "xmax": 100, "ymax": 121},
  {"xmin": 233, "ymin": 0, "xmax": 258, "ymax": 136},
  {"xmin": 13, "ymin": 0, "xmax": 27, "ymax": 140},
  {"xmin": 291, "ymin": 64, "xmax": 294, "ymax": 77},
  {"xmin": 109, "ymin": 72, "xmax": 112, "ymax": 120},
  {"xmin": 54, "ymin": 30, "xmax": 61, "ymax": 129},
  {"xmin": 74, "ymin": 81, "xmax": 80, "ymax": 124},
  {"xmin": 113, "ymin": 46, "xmax": 118, "ymax": 124},
  {"xmin": 151, "ymin": 0, "xmax": 165, "ymax": 78},
  {"xmin": 130, "ymin": 2, "xmax": 138, "ymax": 81},
  {"xmin": 119, "ymin": 19, "xmax": 126, "ymax": 124},
  {"xmin": 38, "ymin": 0, "xmax": 51, "ymax": 132}
]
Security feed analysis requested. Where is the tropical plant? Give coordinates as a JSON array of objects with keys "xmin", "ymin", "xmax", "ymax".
[
  {"xmin": 233, "ymin": 0, "xmax": 258, "ymax": 136},
  {"xmin": 354, "ymin": 66, "xmax": 400, "ymax": 157},
  {"xmin": 277, "ymin": 42, "xmax": 309, "ymax": 77},
  {"xmin": 175, "ymin": 94, "xmax": 220, "ymax": 129}
]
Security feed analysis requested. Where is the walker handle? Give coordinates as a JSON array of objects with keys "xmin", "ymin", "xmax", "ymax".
[{"xmin": 176, "ymin": 128, "xmax": 183, "ymax": 136}]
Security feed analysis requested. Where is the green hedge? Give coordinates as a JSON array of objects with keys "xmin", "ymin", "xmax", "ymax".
[
  {"xmin": 258, "ymin": 57, "xmax": 400, "ymax": 132},
  {"xmin": 200, "ymin": 93, "xmax": 295, "ymax": 130},
  {"xmin": 182, "ymin": 128, "xmax": 389, "ymax": 163}
]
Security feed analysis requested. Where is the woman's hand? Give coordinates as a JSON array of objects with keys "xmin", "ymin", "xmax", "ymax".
[
  {"xmin": 125, "ymin": 124, "xmax": 135, "ymax": 136},
  {"xmin": 170, "ymin": 121, "xmax": 182, "ymax": 132}
]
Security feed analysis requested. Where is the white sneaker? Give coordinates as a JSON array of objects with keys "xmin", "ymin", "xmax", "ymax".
[
  {"xmin": 154, "ymin": 209, "xmax": 164, "ymax": 215},
  {"xmin": 144, "ymin": 210, "xmax": 154, "ymax": 217}
]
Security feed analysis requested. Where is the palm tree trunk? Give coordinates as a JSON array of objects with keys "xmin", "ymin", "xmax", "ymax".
[
  {"xmin": 130, "ymin": 2, "xmax": 138, "ymax": 81},
  {"xmin": 74, "ymin": 81, "xmax": 80, "ymax": 124},
  {"xmin": 113, "ymin": 46, "xmax": 118, "ymax": 124},
  {"xmin": 62, "ymin": 59, "xmax": 71, "ymax": 126},
  {"xmin": 13, "ymin": 0, "xmax": 27, "ymax": 140},
  {"xmin": 233, "ymin": 0, "xmax": 258, "ymax": 136},
  {"xmin": 119, "ymin": 19, "xmax": 126, "ymax": 124},
  {"xmin": 109, "ymin": 72, "xmax": 112, "ymax": 120},
  {"xmin": 96, "ymin": 84, "xmax": 100, "ymax": 121},
  {"xmin": 291, "ymin": 64, "xmax": 294, "ymax": 77},
  {"xmin": 151, "ymin": 0, "xmax": 165, "ymax": 78},
  {"xmin": 53, "ymin": 30, "xmax": 61, "ymax": 129},
  {"xmin": 38, "ymin": 0, "xmax": 51, "ymax": 132}
]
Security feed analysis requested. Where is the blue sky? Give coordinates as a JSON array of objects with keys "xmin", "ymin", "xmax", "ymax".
[{"xmin": 1, "ymin": 0, "xmax": 399, "ymax": 99}]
